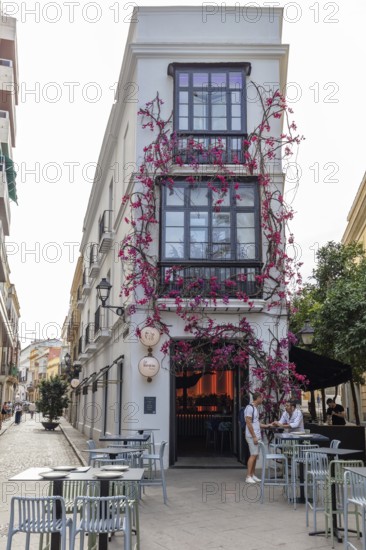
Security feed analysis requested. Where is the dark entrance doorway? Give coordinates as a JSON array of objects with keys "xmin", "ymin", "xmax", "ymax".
[{"xmin": 169, "ymin": 340, "xmax": 247, "ymax": 466}]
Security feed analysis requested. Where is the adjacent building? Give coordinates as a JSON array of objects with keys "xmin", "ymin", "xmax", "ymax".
[
  {"xmin": 66, "ymin": 6, "xmax": 290, "ymax": 465},
  {"xmin": 0, "ymin": 15, "xmax": 20, "ymax": 406}
]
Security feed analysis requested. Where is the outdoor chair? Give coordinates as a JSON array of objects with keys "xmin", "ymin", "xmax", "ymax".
[
  {"xmin": 205, "ymin": 420, "xmax": 217, "ymax": 451},
  {"xmin": 343, "ymin": 470, "xmax": 366, "ymax": 550},
  {"xmin": 330, "ymin": 439, "xmax": 341, "ymax": 449},
  {"xmin": 93, "ymin": 457, "xmax": 129, "ymax": 468},
  {"xmin": 140, "ymin": 441, "xmax": 168, "ymax": 504},
  {"xmin": 86, "ymin": 439, "xmax": 108, "ymax": 466},
  {"xmin": 290, "ymin": 443, "xmax": 319, "ymax": 509},
  {"xmin": 258, "ymin": 441, "xmax": 289, "ymax": 504},
  {"xmin": 70, "ymin": 495, "xmax": 131, "ymax": 550},
  {"xmin": 112, "ymin": 480, "xmax": 140, "ymax": 549},
  {"xmin": 6, "ymin": 496, "xmax": 72, "ymax": 550},
  {"xmin": 304, "ymin": 450, "xmax": 328, "ymax": 530},
  {"xmin": 324, "ymin": 459, "xmax": 363, "ymax": 548}
]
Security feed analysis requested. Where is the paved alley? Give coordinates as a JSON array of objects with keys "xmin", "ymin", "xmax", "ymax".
[{"xmin": 0, "ymin": 413, "xmax": 356, "ymax": 549}]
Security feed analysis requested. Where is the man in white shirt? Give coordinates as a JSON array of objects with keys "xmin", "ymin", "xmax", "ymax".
[
  {"xmin": 272, "ymin": 400, "xmax": 304, "ymax": 432},
  {"xmin": 244, "ymin": 392, "xmax": 269, "ymax": 484}
]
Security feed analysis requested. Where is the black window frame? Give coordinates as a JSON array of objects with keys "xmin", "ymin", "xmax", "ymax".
[
  {"xmin": 168, "ymin": 62, "xmax": 251, "ymax": 164},
  {"xmin": 160, "ymin": 177, "xmax": 261, "ymax": 264}
]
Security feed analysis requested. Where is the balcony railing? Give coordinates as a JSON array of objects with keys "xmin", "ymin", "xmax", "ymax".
[
  {"xmin": 160, "ymin": 263, "xmax": 262, "ymax": 299},
  {"xmin": 174, "ymin": 133, "xmax": 246, "ymax": 164},
  {"xmin": 85, "ymin": 323, "xmax": 95, "ymax": 346},
  {"xmin": 98, "ymin": 210, "xmax": 113, "ymax": 242}
]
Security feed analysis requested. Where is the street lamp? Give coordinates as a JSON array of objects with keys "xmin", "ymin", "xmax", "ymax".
[
  {"xmin": 96, "ymin": 278, "xmax": 124, "ymax": 317},
  {"xmin": 298, "ymin": 319, "xmax": 320, "ymax": 422},
  {"xmin": 299, "ymin": 319, "xmax": 315, "ymax": 347}
]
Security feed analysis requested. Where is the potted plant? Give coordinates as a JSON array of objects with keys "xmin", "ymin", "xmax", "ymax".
[{"xmin": 36, "ymin": 375, "xmax": 69, "ymax": 430}]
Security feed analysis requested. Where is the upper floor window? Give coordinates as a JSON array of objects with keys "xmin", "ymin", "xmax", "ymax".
[
  {"xmin": 168, "ymin": 63, "xmax": 251, "ymax": 163},
  {"xmin": 161, "ymin": 178, "xmax": 260, "ymax": 263}
]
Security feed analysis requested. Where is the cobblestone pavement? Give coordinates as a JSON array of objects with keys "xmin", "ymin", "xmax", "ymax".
[
  {"xmin": 0, "ymin": 413, "xmax": 352, "ymax": 550},
  {"xmin": 0, "ymin": 413, "xmax": 81, "ymax": 546}
]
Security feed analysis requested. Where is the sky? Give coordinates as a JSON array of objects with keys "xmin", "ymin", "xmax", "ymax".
[{"xmin": 2, "ymin": 0, "xmax": 365, "ymax": 347}]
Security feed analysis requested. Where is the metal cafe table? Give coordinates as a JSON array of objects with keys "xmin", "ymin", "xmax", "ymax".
[
  {"xmin": 100, "ymin": 433, "xmax": 151, "ymax": 445},
  {"xmin": 307, "ymin": 448, "xmax": 364, "ymax": 542},
  {"xmin": 85, "ymin": 446, "xmax": 145, "ymax": 460},
  {"xmin": 275, "ymin": 433, "xmax": 330, "ymax": 503},
  {"xmin": 9, "ymin": 466, "xmax": 144, "ymax": 550}
]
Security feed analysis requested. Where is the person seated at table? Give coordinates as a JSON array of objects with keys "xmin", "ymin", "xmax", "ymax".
[
  {"xmin": 326, "ymin": 398, "xmax": 346, "ymax": 425},
  {"xmin": 272, "ymin": 400, "xmax": 304, "ymax": 432}
]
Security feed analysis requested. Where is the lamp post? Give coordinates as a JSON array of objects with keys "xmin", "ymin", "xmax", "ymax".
[
  {"xmin": 299, "ymin": 320, "xmax": 318, "ymax": 422},
  {"xmin": 96, "ymin": 278, "xmax": 124, "ymax": 317}
]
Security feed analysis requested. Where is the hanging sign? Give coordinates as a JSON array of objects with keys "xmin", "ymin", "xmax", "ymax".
[
  {"xmin": 138, "ymin": 356, "xmax": 160, "ymax": 381},
  {"xmin": 139, "ymin": 326, "xmax": 161, "ymax": 347}
]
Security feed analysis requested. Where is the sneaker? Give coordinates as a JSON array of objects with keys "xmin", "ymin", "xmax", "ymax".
[
  {"xmin": 252, "ymin": 475, "xmax": 261, "ymax": 482},
  {"xmin": 245, "ymin": 476, "xmax": 256, "ymax": 484}
]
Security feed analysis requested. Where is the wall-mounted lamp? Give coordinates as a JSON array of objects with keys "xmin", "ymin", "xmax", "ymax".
[{"xmin": 96, "ymin": 278, "xmax": 124, "ymax": 317}]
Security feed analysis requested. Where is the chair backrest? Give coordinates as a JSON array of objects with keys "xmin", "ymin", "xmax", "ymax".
[
  {"xmin": 305, "ymin": 450, "xmax": 328, "ymax": 475},
  {"xmin": 159, "ymin": 441, "xmax": 167, "ymax": 461},
  {"xmin": 87, "ymin": 439, "xmax": 96, "ymax": 450},
  {"xmin": 292, "ymin": 444, "xmax": 319, "ymax": 461},
  {"xmin": 330, "ymin": 439, "xmax": 341, "ymax": 449},
  {"xmin": 344, "ymin": 470, "xmax": 366, "ymax": 504},
  {"xmin": 329, "ymin": 459, "xmax": 364, "ymax": 484},
  {"xmin": 10, "ymin": 496, "xmax": 67, "ymax": 533},
  {"xmin": 73, "ymin": 495, "xmax": 130, "ymax": 533}
]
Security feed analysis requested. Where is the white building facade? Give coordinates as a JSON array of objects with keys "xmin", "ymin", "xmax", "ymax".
[{"xmin": 70, "ymin": 7, "xmax": 290, "ymax": 466}]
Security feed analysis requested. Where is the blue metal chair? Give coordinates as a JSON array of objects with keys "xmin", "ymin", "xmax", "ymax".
[
  {"xmin": 6, "ymin": 496, "xmax": 72, "ymax": 550},
  {"xmin": 140, "ymin": 441, "xmax": 168, "ymax": 504}
]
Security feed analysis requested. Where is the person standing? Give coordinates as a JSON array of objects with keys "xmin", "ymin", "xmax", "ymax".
[
  {"xmin": 326, "ymin": 398, "xmax": 346, "ymax": 425},
  {"xmin": 28, "ymin": 402, "xmax": 36, "ymax": 419},
  {"xmin": 14, "ymin": 403, "xmax": 22, "ymax": 424},
  {"xmin": 244, "ymin": 392, "xmax": 269, "ymax": 484},
  {"xmin": 272, "ymin": 400, "xmax": 304, "ymax": 432}
]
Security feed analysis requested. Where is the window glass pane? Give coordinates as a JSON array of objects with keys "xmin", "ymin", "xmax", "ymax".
[
  {"xmin": 231, "ymin": 105, "xmax": 241, "ymax": 117},
  {"xmin": 213, "ymin": 212, "xmax": 231, "ymax": 226},
  {"xmin": 237, "ymin": 227, "xmax": 255, "ymax": 243},
  {"xmin": 178, "ymin": 73, "xmax": 189, "ymax": 87},
  {"xmin": 193, "ymin": 117, "xmax": 208, "ymax": 130},
  {"xmin": 237, "ymin": 212, "xmax": 255, "ymax": 227},
  {"xmin": 237, "ymin": 242, "xmax": 257, "ymax": 259},
  {"xmin": 165, "ymin": 243, "xmax": 184, "ymax": 259},
  {"xmin": 165, "ymin": 212, "xmax": 184, "ymax": 226},
  {"xmin": 190, "ymin": 228, "xmax": 208, "ymax": 259},
  {"xmin": 212, "ymin": 227, "xmax": 230, "ymax": 242},
  {"xmin": 212, "ymin": 104, "xmax": 227, "ymax": 117},
  {"xmin": 179, "ymin": 105, "xmax": 188, "ymax": 117},
  {"xmin": 193, "ymin": 91, "xmax": 208, "ymax": 104},
  {"xmin": 229, "ymin": 72, "xmax": 243, "ymax": 88},
  {"xmin": 211, "ymin": 73, "xmax": 227, "ymax": 87},
  {"xmin": 190, "ymin": 187, "xmax": 209, "ymax": 206},
  {"xmin": 231, "ymin": 91, "xmax": 241, "ymax": 104},
  {"xmin": 212, "ymin": 244, "xmax": 231, "ymax": 259},
  {"xmin": 193, "ymin": 73, "xmax": 209, "ymax": 87},
  {"xmin": 214, "ymin": 191, "xmax": 230, "ymax": 206},
  {"xmin": 179, "ymin": 117, "xmax": 189, "ymax": 130},
  {"xmin": 211, "ymin": 90, "xmax": 226, "ymax": 105},
  {"xmin": 212, "ymin": 118, "xmax": 227, "ymax": 131},
  {"xmin": 231, "ymin": 118, "xmax": 241, "ymax": 131},
  {"xmin": 166, "ymin": 188, "xmax": 185, "ymax": 206},
  {"xmin": 194, "ymin": 104, "xmax": 208, "ymax": 117},
  {"xmin": 190, "ymin": 211, "xmax": 208, "ymax": 226},
  {"xmin": 236, "ymin": 188, "xmax": 255, "ymax": 207},
  {"xmin": 179, "ymin": 91, "xmax": 189, "ymax": 103},
  {"xmin": 166, "ymin": 227, "xmax": 184, "ymax": 241}
]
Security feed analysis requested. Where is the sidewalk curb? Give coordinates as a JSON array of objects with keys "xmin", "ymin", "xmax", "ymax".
[
  {"xmin": 0, "ymin": 418, "xmax": 15, "ymax": 436},
  {"xmin": 59, "ymin": 418, "xmax": 88, "ymax": 466}
]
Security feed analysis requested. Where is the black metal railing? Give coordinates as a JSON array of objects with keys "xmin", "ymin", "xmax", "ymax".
[
  {"xmin": 174, "ymin": 133, "xmax": 247, "ymax": 164},
  {"xmin": 98, "ymin": 210, "xmax": 113, "ymax": 242},
  {"xmin": 82, "ymin": 268, "xmax": 89, "ymax": 287},
  {"xmin": 160, "ymin": 263, "xmax": 262, "ymax": 298},
  {"xmin": 94, "ymin": 306, "xmax": 108, "ymax": 333},
  {"xmin": 89, "ymin": 243, "xmax": 99, "ymax": 266},
  {"xmin": 78, "ymin": 336, "xmax": 83, "ymax": 355}
]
